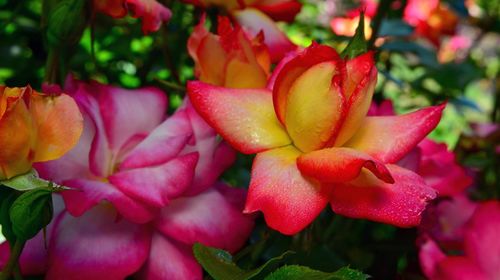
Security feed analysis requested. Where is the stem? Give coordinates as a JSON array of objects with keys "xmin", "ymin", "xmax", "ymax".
[
  {"xmin": 155, "ymin": 78, "xmax": 186, "ymax": 92},
  {"xmin": 367, "ymin": 0, "xmax": 393, "ymax": 49},
  {"xmin": 492, "ymin": 77, "xmax": 499, "ymax": 123},
  {"xmin": 0, "ymin": 240, "xmax": 26, "ymax": 280}
]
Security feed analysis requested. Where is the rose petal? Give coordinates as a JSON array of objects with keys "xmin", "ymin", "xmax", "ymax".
[
  {"xmin": 187, "ymin": 81, "xmax": 291, "ymax": 154},
  {"xmin": 419, "ymin": 238, "xmax": 447, "ymax": 279},
  {"xmin": 253, "ymin": 0, "xmax": 302, "ymax": 22},
  {"xmin": 233, "ymin": 8, "xmax": 296, "ymax": 62},
  {"xmin": 120, "ymin": 108, "xmax": 192, "ymax": 170},
  {"xmin": 61, "ymin": 179, "xmax": 156, "ymax": 223},
  {"xmin": 72, "ymin": 85, "xmax": 113, "ymax": 177},
  {"xmin": 155, "ymin": 183, "xmax": 254, "ymax": 253},
  {"xmin": 344, "ymin": 104, "xmax": 445, "ymax": 163},
  {"xmin": 297, "ymin": 147, "xmax": 394, "ymax": 183},
  {"xmin": 417, "ymin": 139, "xmax": 472, "ymax": 196},
  {"xmin": 30, "ymin": 92, "xmax": 83, "ymax": 162},
  {"xmin": 35, "ymin": 113, "xmax": 95, "ymax": 182},
  {"xmin": 284, "ymin": 61, "xmax": 344, "ymax": 152},
  {"xmin": 110, "ymin": 153, "xmax": 199, "ymax": 207},
  {"xmin": 97, "ymin": 84, "xmax": 167, "ymax": 152},
  {"xmin": 435, "ymin": 257, "xmax": 488, "ymax": 280},
  {"xmin": 271, "ymin": 44, "xmax": 342, "ymax": 124},
  {"xmin": 182, "ymin": 102, "xmax": 237, "ymax": 194},
  {"xmin": 0, "ymin": 93, "xmax": 32, "ymax": 179},
  {"xmin": 126, "ymin": 0, "xmax": 172, "ymax": 34},
  {"xmin": 462, "ymin": 201, "xmax": 500, "ymax": 276},
  {"xmin": 330, "ymin": 164, "xmax": 437, "ymax": 227},
  {"xmin": 244, "ymin": 146, "xmax": 329, "ymax": 235},
  {"xmin": 46, "ymin": 206, "xmax": 151, "ymax": 280},
  {"xmin": 137, "ymin": 234, "xmax": 202, "ymax": 280},
  {"xmin": 332, "ymin": 52, "xmax": 377, "ymax": 146}
]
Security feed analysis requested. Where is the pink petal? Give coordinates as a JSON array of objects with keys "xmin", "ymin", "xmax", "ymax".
[
  {"xmin": 396, "ymin": 146, "xmax": 421, "ymax": 172},
  {"xmin": 155, "ymin": 183, "xmax": 254, "ymax": 253},
  {"xmin": 330, "ymin": 164, "xmax": 437, "ymax": 227},
  {"xmin": 187, "ymin": 81, "xmax": 291, "ymax": 154},
  {"xmin": 109, "ymin": 153, "xmax": 199, "ymax": 207},
  {"xmin": 46, "ymin": 206, "xmax": 152, "ymax": 280},
  {"xmin": 367, "ymin": 100, "xmax": 396, "ymax": 116},
  {"xmin": 297, "ymin": 147, "xmax": 394, "ymax": 184},
  {"xmin": 266, "ymin": 49, "xmax": 299, "ymax": 91},
  {"xmin": 462, "ymin": 201, "xmax": 500, "ymax": 276},
  {"xmin": 233, "ymin": 8, "xmax": 296, "ymax": 62},
  {"xmin": 137, "ymin": 233, "xmax": 202, "ymax": 280},
  {"xmin": 253, "ymin": 0, "xmax": 302, "ymax": 22},
  {"xmin": 244, "ymin": 146, "xmax": 329, "ymax": 235},
  {"xmin": 419, "ymin": 238, "xmax": 447, "ymax": 279},
  {"xmin": 72, "ymin": 84, "xmax": 113, "ymax": 177},
  {"xmin": 120, "ymin": 108, "xmax": 192, "ymax": 170},
  {"xmin": 417, "ymin": 139, "xmax": 472, "ymax": 196},
  {"xmin": 97, "ymin": 84, "xmax": 167, "ymax": 152},
  {"xmin": 126, "ymin": 0, "xmax": 172, "ymax": 34},
  {"xmin": 344, "ymin": 104, "xmax": 445, "ymax": 163},
  {"xmin": 182, "ymin": 102, "xmax": 237, "ymax": 194},
  {"xmin": 435, "ymin": 257, "xmax": 488, "ymax": 280},
  {"xmin": 61, "ymin": 179, "xmax": 156, "ymax": 224}
]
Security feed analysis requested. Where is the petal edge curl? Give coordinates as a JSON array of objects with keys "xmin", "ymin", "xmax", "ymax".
[{"xmin": 187, "ymin": 81, "xmax": 291, "ymax": 154}]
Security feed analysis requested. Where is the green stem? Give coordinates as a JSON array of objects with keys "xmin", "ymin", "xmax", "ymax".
[
  {"xmin": 44, "ymin": 49, "xmax": 59, "ymax": 84},
  {"xmin": 155, "ymin": 78, "xmax": 186, "ymax": 92},
  {"xmin": 0, "ymin": 240, "xmax": 26, "ymax": 280}
]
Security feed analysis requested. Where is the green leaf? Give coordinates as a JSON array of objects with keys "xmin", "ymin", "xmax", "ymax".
[
  {"xmin": 193, "ymin": 243, "xmax": 293, "ymax": 280},
  {"xmin": 264, "ymin": 265, "xmax": 369, "ymax": 280},
  {"xmin": 0, "ymin": 188, "xmax": 18, "ymax": 243},
  {"xmin": 1, "ymin": 169, "xmax": 50, "ymax": 191},
  {"xmin": 46, "ymin": 0, "xmax": 88, "ymax": 47},
  {"xmin": 341, "ymin": 12, "xmax": 368, "ymax": 59},
  {"xmin": 9, "ymin": 189, "xmax": 53, "ymax": 241}
]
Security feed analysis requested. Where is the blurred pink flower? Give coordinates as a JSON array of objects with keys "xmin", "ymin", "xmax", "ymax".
[
  {"xmin": 419, "ymin": 200, "xmax": 500, "ymax": 280},
  {"xmin": 0, "ymin": 76, "xmax": 254, "ymax": 279},
  {"xmin": 404, "ymin": 0, "xmax": 458, "ymax": 47},
  {"xmin": 369, "ymin": 100, "xmax": 472, "ymax": 196},
  {"xmin": 331, "ymin": 0, "xmax": 458, "ymax": 47},
  {"xmin": 93, "ymin": 0, "xmax": 172, "ymax": 34},
  {"xmin": 438, "ymin": 35, "xmax": 473, "ymax": 63}
]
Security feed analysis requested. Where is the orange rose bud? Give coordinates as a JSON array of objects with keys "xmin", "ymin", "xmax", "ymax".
[
  {"xmin": 0, "ymin": 86, "xmax": 83, "ymax": 179},
  {"xmin": 188, "ymin": 16, "xmax": 271, "ymax": 89}
]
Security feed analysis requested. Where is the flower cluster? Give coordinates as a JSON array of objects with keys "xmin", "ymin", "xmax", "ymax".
[
  {"xmin": 1, "ymin": 77, "xmax": 254, "ymax": 279},
  {"xmin": 1, "ymin": 0, "xmax": 496, "ymax": 278}
]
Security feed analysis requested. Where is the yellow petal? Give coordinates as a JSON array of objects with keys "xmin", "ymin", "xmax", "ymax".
[{"xmin": 285, "ymin": 61, "xmax": 344, "ymax": 152}]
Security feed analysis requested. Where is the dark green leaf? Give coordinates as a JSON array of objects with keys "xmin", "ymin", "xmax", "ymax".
[
  {"xmin": 193, "ymin": 243, "xmax": 293, "ymax": 280},
  {"xmin": 0, "ymin": 188, "xmax": 18, "ymax": 243},
  {"xmin": 341, "ymin": 12, "xmax": 368, "ymax": 59},
  {"xmin": 264, "ymin": 265, "xmax": 369, "ymax": 280},
  {"xmin": 46, "ymin": 0, "xmax": 88, "ymax": 47},
  {"xmin": 9, "ymin": 189, "xmax": 53, "ymax": 241}
]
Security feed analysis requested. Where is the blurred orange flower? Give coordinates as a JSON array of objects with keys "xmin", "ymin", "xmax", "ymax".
[
  {"xmin": 188, "ymin": 16, "xmax": 271, "ymax": 88},
  {"xmin": 0, "ymin": 86, "xmax": 83, "ymax": 180}
]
